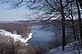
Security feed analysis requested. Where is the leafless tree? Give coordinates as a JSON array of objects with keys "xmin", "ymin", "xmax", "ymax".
[{"xmin": 0, "ymin": 0, "xmax": 82, "ymax": 51}]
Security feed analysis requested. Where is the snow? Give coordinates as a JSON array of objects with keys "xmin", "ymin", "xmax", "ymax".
[
  {"xmin": 0, "ymin": 29, "xmax": 32, "ymax": 44},
  {"xmin": 45, "ymin": 42, "xmax": 82, "ymax": 54}
]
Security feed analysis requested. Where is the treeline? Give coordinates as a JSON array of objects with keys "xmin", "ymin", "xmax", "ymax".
[{"xmin": 0, "ymin": 23, "xmax": 31, "ymax": 38}]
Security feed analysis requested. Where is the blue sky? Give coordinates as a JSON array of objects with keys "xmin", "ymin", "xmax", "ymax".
[{"xmin": 0, "ymin": 4, "xmax": 32, "ymax": 21}]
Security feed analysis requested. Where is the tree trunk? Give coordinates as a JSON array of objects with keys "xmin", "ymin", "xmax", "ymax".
[
  {"xmin": 76, "ymin": 0, "xmax": 82, "ymax": 47},
  {"xmin": 60, "ymin": 0, "xmax": 66, "ymax": 51},
  {"xmin": 77, "ymin": 0, "xmax": 82, "ymax": 8},
  {"xmin": 70, "ymin": 4, "xmax": 80, "ymax": 54}
]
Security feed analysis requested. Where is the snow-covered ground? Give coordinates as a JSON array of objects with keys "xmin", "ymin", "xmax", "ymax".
[
  {"xmin": 0, "ymin": 29, "xmax": 32, "ymax": 44},
  {"xmin": 45, "ymin": 42, "xmax": 82, "ymax": 54}
]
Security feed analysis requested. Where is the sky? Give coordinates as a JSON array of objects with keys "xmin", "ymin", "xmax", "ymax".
[{"xmin": 0, "ymin": 4, "xmax": 33, "ymax": 21}]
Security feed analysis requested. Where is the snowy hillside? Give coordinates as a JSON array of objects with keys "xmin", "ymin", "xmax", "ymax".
[
  {"xmin": 0, "ymin": 29, "xmax": 32, "ymax": 44},
  {"xmin": 45, "ymin": 42, "xmax": 82, "ymax": 54}
]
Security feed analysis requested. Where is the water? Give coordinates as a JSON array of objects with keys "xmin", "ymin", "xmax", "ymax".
[{"xmin": 30, "ymin": 25, "xmax": 54, "ymax": 47}]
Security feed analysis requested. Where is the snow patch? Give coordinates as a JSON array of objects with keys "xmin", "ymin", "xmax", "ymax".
[
  {"xmin": 45, "ymin": 42, "xmax": 82, "ymax": 54},
  {"xmin": 0, "ymin": 29, "xmax": 32, "ymax": 44}
]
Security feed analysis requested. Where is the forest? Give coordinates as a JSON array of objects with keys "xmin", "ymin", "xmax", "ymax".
[{"xmin": 0, "ymin": 0, "xmax": 82, "ymax": 54}]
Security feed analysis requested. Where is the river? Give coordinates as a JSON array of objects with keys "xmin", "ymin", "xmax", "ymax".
[{"xmin": 30, "ymin": 25, "xmax": 55, "ymax": 47}]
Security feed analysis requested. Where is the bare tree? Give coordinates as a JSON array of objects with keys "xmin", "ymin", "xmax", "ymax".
[
  {"xmin": 77, "ymin": 0, "xmax": 82, "ymax": 8},
  {"xmin": 0, "ymin": 0, "xmax": 82, "ymax": 51},
  {"xmin": 76, "ymin": 0, "xmax": 82, "ymax": 47}
]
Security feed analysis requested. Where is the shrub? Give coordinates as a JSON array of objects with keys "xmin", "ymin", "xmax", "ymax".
[{"xmin": 0, "ymin": 35, "xmax": 35, "ymax": 54}]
